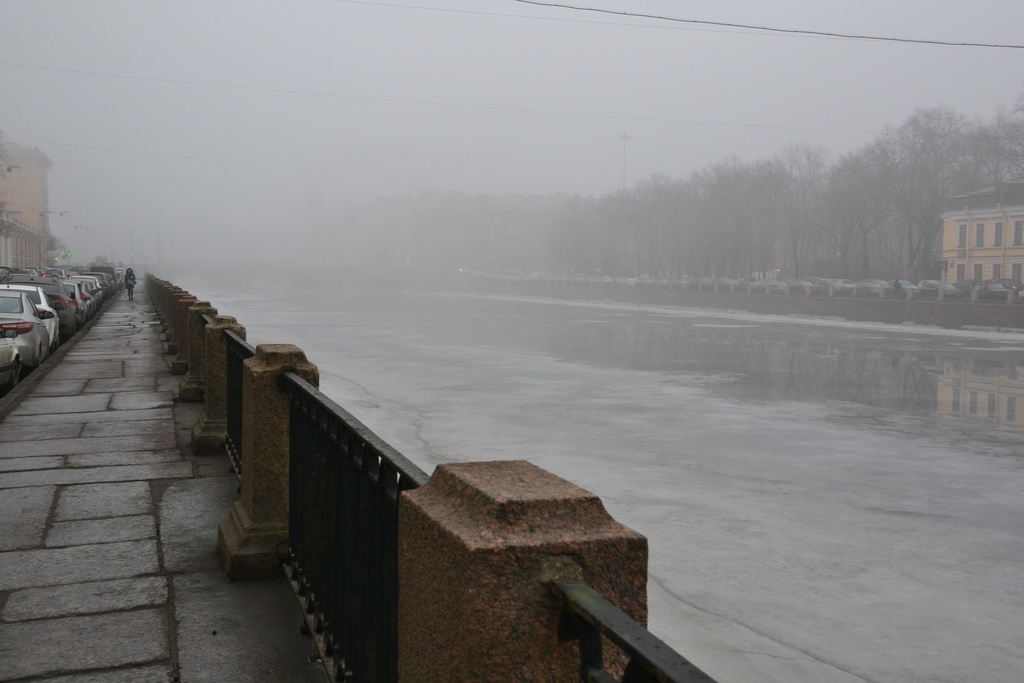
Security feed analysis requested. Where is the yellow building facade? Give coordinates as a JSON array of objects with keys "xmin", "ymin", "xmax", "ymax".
[
  {"xmin": 0, "ymin": 133, "xmax": 52, "ymax": 269},
  {"xmin": 939, "ymin": 180, "xmax": 1024, "ymax": 284}
]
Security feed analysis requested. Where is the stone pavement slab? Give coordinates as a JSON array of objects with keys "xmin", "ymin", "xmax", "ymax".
[
  {"xmin": 0, "ymin": 609, "xmax": 168, "ymax": 680},
  {"xmin": 81, "ymin": 418, "xmax": 175, "ymax": 438},
  {"xmin": 0, "ymin": 455, "xmax": 63, "ymax": 472},
  {"xmin": 0, "ymin": 461, "xmax": 193, "ymax": 488},
  {"xmin": 54, "ymin": 481, "xmax": 151, "ymax": 520},
  {"xmin": 0, "ymin": 540, "xmax": 159, "ymax": 591},
  {"xmin": 109, "ymin": 391, "xmax": 174, "ymax": 410},
  {"xmin": 3, "ymin": 576, "xmax": 169, "ymax": 621},
  {"xmin": 46, "ymin": 514, "xmax": 156, "ymax": 547},
  {"xmin": 174, "ymin": 571, "xmax": 327, "ymax": 683},
  {"xmin": 1, "ymin": 407, "xmax": 172, "ymax": 426},
  {"xmin": 0, "ymin": 420, "xmax": 82, "ymax": 441},
  {"xmin": 24, "ymin": 663, "xmax": 174, "ymax": 683},
  {"xmin": 67, "ymin": 449, "xmax": 182, "ymax": 468},
  {"xmin": 11, "ymin": 393, "xmax": 112, "ymax": 415},
  {"xmin": 0, "ymin": 432, "xmax": 179, "ymax": 458},
  {"xmin": 0, "ymin": 485, "xmax": 55, "ymax": 550}
]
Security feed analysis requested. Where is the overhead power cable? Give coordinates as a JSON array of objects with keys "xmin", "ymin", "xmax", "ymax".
[{"xmin": 508, "ymin": 0, "xmax": 1024, "ymax": 49}]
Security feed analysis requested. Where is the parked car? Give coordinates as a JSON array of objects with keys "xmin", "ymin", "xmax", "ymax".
[
  {"xmin": 855, "ymin": 279, "xmax": 889, "ymax": 296},
  {"xmin": 0, "ymin": 283, "xmax": 60, "ymax": 352},
  {"xmin": 889, "ymin": 280, "xmax": 921, "ymax": 297},
  {"xmin": 918, "ymin": 280, "xmax": 965, "ymax": 299},
  {"xmin": 815, "ymin": 278, "xmax": 855, "ymax": 295},
  {"xmin": 81, "ymin": 271, "xmax": 116, "ymax": 299},
  {"xmin": 784, "ymin": 279, "xmax": 816, "ymax": 294},
  {"xmin": 69, "ymin": 275, "xmax": 104, "ymax": 312},
  {"xmin": 64, "ymin": 281, "xmax": 93, "ymax": 326},
  {"xmin": 750, "ymin": 279, "xmax": 788, "ymax": 294},
  {"xmin": 974, "ymin": 281, "xmax": 1013, "ymax": 300},
  {"xmin": 0, "ymin": 328, "xmax": 20, "ymax": 395},
  {"xmin": 4, "ymin": 275, "xmax": 77, "ymax": 341},
  {"xmin": 0, "ymin": 290, "xmax": 53, "ymax": 371}
]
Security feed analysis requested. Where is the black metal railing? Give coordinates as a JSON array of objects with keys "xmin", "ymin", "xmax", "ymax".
[
  {"xmin": 551, "ymin": 579, "xmax": 717, "ymax": 683},
  {"xmin": 224, "ymin": 330, "xmax": 255, "ymax": 477},
  {"xmin": 283, "ymin": 372, "xmax": 429, "ymax": 683}
]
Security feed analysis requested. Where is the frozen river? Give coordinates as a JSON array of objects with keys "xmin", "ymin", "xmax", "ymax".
[{"xmin": 170, "ymin": 272, "xmax": 1024, "ymax": 682}]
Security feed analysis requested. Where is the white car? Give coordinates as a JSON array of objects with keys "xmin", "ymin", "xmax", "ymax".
[
  {"xmin": 0, "ymin": 290, "xmax": 53, "ymax": 370},
  {"xmin": 0, "ymin": 283, "xmax": 60, "ymax": 353},
  {"xmin": 0, "ymin": 328, "xmax": 20, "ymax": 395}
]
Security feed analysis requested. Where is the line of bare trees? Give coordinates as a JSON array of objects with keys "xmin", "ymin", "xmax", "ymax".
[{"xmin": 547, "ymin": 95, "xmax": 1024, "ymax": 282}]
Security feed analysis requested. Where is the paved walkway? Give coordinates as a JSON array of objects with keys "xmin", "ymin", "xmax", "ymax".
[{"xmin": 0, "ymin": 282, "xmax": 327, "ymax": 683}]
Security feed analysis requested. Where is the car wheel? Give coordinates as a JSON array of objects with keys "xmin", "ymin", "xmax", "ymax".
[{"xmin": 6, "ymin": 359, "xmax": 23, "ymax": 390}]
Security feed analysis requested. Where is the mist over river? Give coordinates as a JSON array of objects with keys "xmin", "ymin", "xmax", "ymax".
[{"xmin": 167, "ymin": 270, "xmax": 1024, "ymax": 683}]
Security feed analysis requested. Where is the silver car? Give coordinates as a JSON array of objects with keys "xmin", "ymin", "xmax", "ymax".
[
  {"xmin": 0, "ymin": 328, "xmax": 20, "ymax": 395},
  {"xmin": 0, "ymin": 290, "xmax": 53, "ymax": 370},
  {"xmin": 0, "ymin": 284, "xmax": 60, "ymax": 353}
]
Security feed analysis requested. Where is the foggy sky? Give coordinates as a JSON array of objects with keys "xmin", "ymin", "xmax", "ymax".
[{"xmin": 2, "ymin": 0, "xmax": 1022, "ymax": 265}]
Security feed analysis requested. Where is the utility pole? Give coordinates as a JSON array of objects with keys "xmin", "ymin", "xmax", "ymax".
[{"xmin": 619, "ymin": 132, "xmax": 631, "ymax": 192}]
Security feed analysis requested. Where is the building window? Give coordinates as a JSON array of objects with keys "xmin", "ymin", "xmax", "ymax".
[
  {"xmin": 969, "ymin": 391, "xmax": 978, "ymax": 415},
  {"xmin": 956, "ymin": 264, "xmax": 966, "ymax": 281},
  {"xmin": 1015, "ymin": 220, "xmax": 1024, "ymax": 245},
  {"xmin": 973, "ymin": 264, "xmax": 984, "ymax": 281},
  {"xmin": 1007, "ymin": 396, "xmax": 1017, "ymax": 423},
  {"xmin": 993, "ymin": 263, "xmax": 1002, "ymax": 279},
  {"xmin": 952, "ymin": 389, "xmax": 961, "ymax": 413},
  {"xmin": 987, "ymin": 394, "xmax": 996, "ymax": 419},
  {"xmin": 958, "ymin": 224, "xmax": 968, "ymax": 248},
  {"xmin": 995, "ymin": 222, "xmax": 1004, "ymax": 246},
  {"xmin": 1013, "ymin": 263, "xmax": 1023, "ymax": 282},
  {"xmin": 975, "ymin": 223, "xmax": 985, "ymax": 247}
]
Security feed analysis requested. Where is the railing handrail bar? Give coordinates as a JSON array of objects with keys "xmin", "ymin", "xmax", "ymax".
[
  {"xmin": 550, "ymin": 579, "xmax": 717, "ymax": 683},
  {"xmin": 225, "ymin": 329, "xmax": 256, "ymax": 355},
  {"xmin": 281, "ymin": 371, "xmax": 430, "ymax": 488}
]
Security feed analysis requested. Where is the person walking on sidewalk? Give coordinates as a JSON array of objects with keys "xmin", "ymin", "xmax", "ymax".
[{"xmin": 125, "ymin": 268, "xmax": 137, "ymax": 300}]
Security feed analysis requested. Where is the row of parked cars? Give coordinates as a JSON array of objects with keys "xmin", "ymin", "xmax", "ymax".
[{"xmin": 0, "ymin": 265, "xmax": 126, "ymax": 395}]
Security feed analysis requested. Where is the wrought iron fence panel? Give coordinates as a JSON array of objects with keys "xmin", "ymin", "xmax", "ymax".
[
  {"xmin": 224, "ymin": 330, "xmax": 254, "ymax": 477},
  {"xmin": 284, "ymin": 372, "xmax": 428, "ymax": 683}
]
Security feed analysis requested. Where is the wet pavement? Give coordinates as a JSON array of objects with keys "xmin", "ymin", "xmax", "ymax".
[{"xmin": 0, "ymin": 283, "xmax": 327, "ymax": 683}]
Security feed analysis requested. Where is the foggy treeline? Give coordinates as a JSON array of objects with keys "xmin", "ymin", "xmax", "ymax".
[{"xmin": 548, "ymin": 96, "xmax": 1024, "ymax": 282}]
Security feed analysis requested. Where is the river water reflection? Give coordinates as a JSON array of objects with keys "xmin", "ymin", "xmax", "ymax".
[{"xmin": 345, "ymin": 291, "xmax": 1024, "ymax": 434}]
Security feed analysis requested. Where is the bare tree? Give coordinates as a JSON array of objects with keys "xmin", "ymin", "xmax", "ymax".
[
  {"xmin": 822, "ymin": 148, "xmax": 892, "ymax": 279},
  {"xmin": 871, "ymin": 107, "xmax": 973, "ymax": 280},
  {"xmin": 773, "ymin": 144, "xmax": 830, "ymax": 278}
]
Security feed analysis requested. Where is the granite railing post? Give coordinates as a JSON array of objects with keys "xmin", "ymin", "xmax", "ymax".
[
  {"xmin": 179, "ymin": 301, "xmax": 217, "ymax": 402},
  {"xmin": 398, "ymin": 460, "xmax": 648, "ymax": 680},
  {"xmin": 171, "ymin": 294, "xmax": 198, "ymax": 374},
  {"xmin": 163, "ymin": 288, "xmax": 186, "ymax": 354},
  {"xmin": 217, "ymin": 344, "xmax": 319, "ymax": 580},
  {"xmin": 192, "ymin": 316, "xmax": 246, "ymax": 455}
]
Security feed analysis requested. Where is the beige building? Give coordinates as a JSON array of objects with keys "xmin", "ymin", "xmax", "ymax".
[
  {"xmin": 0, "ymin": 133, "xmax": 52, "ymax": 269},
  {"xmin": 939, "ymin": 179, "xmax": 1024, "ymax": 284}
]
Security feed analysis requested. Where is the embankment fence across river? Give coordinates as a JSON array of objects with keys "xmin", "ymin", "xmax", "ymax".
[{"xmin": 146, "ymin": 274, "xmax": 718, "ymax": 683}]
